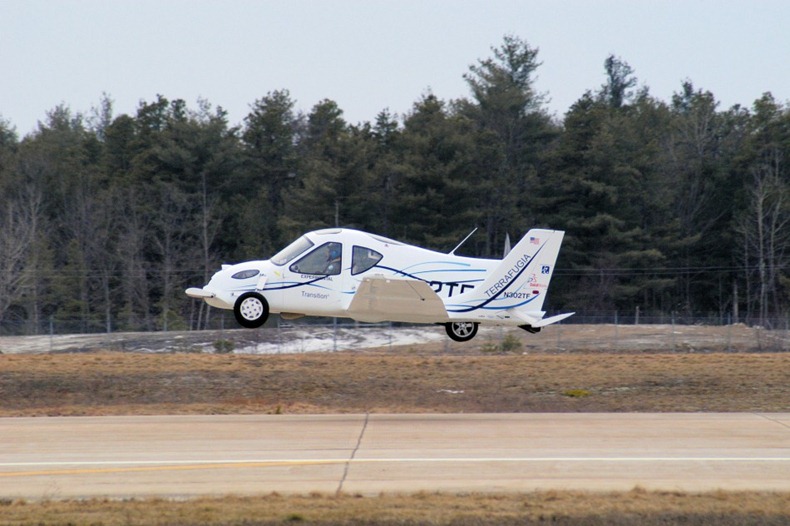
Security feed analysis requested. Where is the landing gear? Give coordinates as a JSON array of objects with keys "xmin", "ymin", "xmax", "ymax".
[
  {"xmin": 445, "ymin": 321, "xmax": 479, "ymax": 342},
  {"xmin": 233, "ymin": 292, "xmax": 269, "ymax": 328}
]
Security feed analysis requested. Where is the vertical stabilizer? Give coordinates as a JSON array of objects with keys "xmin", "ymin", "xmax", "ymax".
[{"xmin": 445, "ymin": 229, "xmax": 565, "ymax": 316}]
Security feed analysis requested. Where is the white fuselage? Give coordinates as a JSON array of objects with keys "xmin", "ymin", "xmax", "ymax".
[{"xmin": 198, "ymin": 228, "xmax": 499, "ymax": 323}]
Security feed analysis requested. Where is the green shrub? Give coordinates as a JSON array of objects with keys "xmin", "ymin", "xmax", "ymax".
[
  {"xmin": 480, "ymin": 333, "xmax": 523, "ymax": 354},
  {"xmin": 213, "ymin": 339, "xmax": 234, "ymax": 354},
  {"xmin": 500, "ymin": 333, "xmax": 522, "ymax": 353}
]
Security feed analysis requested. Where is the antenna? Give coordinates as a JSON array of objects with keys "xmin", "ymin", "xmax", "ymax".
[
  {"xmin": 449, "ymin": 228, "xmax": 478, "ymax": 255},
  {"xmin": 503, "ymin": 233, "xmax": 511, "ymax": 257}
]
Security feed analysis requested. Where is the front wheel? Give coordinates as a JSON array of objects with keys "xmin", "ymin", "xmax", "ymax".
[
  {"xmin": 445, "ymin": 321, "xmax": 478, "ymax": 342},
  {"xmin": 234, "ymin": 292, "xmax": 269, "ymax": 328}
]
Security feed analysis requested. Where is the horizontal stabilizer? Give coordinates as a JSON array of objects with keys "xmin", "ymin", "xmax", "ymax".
[
  {"xmin": 347, "ymin": 275, "xmax": 449, "ymax": 323},
  {"xmin": 530, "ymin": 312, "xmax": 575, "ymax": 328}
]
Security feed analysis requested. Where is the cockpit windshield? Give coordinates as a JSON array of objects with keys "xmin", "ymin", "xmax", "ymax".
[{"xmin": 271, "ymin": 236, "xmax": 314, "ymax": 266}]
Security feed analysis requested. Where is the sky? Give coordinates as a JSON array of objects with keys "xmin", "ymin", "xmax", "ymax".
[{"xmin": 1, "ymin": 0, "xmax": 789, "ymax": 137}]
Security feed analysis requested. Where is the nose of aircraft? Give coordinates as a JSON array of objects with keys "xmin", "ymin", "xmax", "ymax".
[{"xmin": 186, "ymin": 259, "xmax": 272, "ymax": 310}]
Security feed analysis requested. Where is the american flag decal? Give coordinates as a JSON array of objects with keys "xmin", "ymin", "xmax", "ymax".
[{"xmin": 529, "ymin": 237, "xmax": 540, "ymax": 245}]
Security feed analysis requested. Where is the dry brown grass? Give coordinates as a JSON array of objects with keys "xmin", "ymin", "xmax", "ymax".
[
  {"xmin": 0, "ymin": 350, "xmax": 788, "ymax": 416},
  {"xmin": 0, "ymin": 490, "xmax": 788, "ymax": 525}
]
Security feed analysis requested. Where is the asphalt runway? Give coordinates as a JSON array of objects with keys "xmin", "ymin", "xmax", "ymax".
[{"xmin": 1, "ymin": 413, "xmax": 788, "ymax": 499}]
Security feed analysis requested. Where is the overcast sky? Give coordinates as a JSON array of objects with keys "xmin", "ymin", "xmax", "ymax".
[{"xmin": 2, "ymin": 0, "xmax": 788, "ymax": 136}]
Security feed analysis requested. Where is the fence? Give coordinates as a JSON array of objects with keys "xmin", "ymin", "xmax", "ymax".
[
  {"xmin": 538, "ymin": 321, "xmax": 790, "ymax": 353},
  {"xmin": 1, "ymin": 312, "xmax": 789, "ymax": 354},
  {"xmin": 2, "ymin": 310, "xmax": 789, "ymax": 336}
]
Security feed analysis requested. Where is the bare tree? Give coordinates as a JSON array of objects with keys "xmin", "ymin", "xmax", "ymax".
[
  {"xmin": 0, "ymin": 188, "xmax": 42, "ymax": 324},
  {"xmin": 736, "ymin": 156, "xmax": 790, "ymax": 325}
]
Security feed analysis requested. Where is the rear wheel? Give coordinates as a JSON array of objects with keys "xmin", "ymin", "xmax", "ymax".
[
  {"xmin": 445, "ymin": 321, "xmax": 478, "ymax": 342},
  {"xmin": 234, "ymin": 292, "xmax": 269, "ymax": 328}
]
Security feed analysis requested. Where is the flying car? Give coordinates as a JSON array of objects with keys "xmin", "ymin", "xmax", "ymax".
[{"xmin": 186, "ymin": 228, "xmax": 573, "ymax": 341}]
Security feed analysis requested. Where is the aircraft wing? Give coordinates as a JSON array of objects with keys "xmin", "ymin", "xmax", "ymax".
[{"xmin": 346, "ymin": 275, "xmax": 449, "ymax": 323}]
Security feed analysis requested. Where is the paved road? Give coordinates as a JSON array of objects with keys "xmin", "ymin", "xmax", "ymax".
[{"xmin": 1, "ymin": 414, "xmax": 788, "ymax": 499}]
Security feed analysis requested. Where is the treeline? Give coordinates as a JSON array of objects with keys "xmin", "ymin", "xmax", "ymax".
[{"xmin": 1, "ymin": 36, "xmax": 789, "ymax": 333}]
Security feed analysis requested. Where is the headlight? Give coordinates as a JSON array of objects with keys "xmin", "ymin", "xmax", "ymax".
[{"xmin": 231, "ymin": 269, "xmax": 260, "ymax": 280}]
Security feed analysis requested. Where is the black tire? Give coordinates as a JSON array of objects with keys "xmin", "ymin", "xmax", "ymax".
[
  {"xmin": 233, "ymin": 292, "xmax": 269, "ymax": 329},
  {"xmin": 445, "ymin": 321, "xmax": 478, "ymax": 342}
]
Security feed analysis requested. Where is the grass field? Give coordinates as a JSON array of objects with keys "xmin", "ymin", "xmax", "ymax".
[
  {"xmin": 1, "ymin": 326, "xmax": 788, "ymax": 524},
  {"xmin": 0, "ymin": 350, "xmax": 787, "ymax": 415}
]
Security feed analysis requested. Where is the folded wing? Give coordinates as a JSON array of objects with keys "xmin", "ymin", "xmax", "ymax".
[{"xmin": 346, "ymin": 275, "xmax": 449, "ymax": 323}]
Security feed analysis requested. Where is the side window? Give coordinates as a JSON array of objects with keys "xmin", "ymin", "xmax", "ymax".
[
  {"xmin": 352, "ymin": 246, "xmax": 383, "ymax": 275},
  {"xmin": 289, "ymin": 242, "xmax": 342, "ymax": 276}
]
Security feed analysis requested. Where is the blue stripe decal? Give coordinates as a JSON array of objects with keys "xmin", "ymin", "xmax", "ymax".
[
  {"xmin": 410, "ymin": 269, "xmax": 486, "ymax": 276},
  {"xmin": 402, "ymin": 260, "xmax": 472, "ymax": 271},
  {"xmin": 373, "ymin": 264, "xmax": 483, "ymax": 284},
  {"xmin": 263, "ymin": 276, "xmax": 328, "ymax": 291}
]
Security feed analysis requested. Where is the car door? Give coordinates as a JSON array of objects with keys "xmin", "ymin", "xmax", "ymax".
[{"xmin": 280, "ymin": 241, "xmax": 343, "ymax": 314}]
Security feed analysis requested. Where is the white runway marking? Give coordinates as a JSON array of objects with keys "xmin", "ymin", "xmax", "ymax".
[{"xmin": 2, "ymin": 456, "xmax": 789, "ymax": 469}]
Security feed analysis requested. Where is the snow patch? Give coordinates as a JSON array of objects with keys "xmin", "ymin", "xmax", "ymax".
[{"xmin": 235, "ymin": 327, "xmax": 445, "ymax": 354}]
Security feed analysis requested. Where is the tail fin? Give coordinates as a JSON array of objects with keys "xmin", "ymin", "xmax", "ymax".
[{"xmin": 446, "ymin": 229, "xmax": 567, "ymax": 319}]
